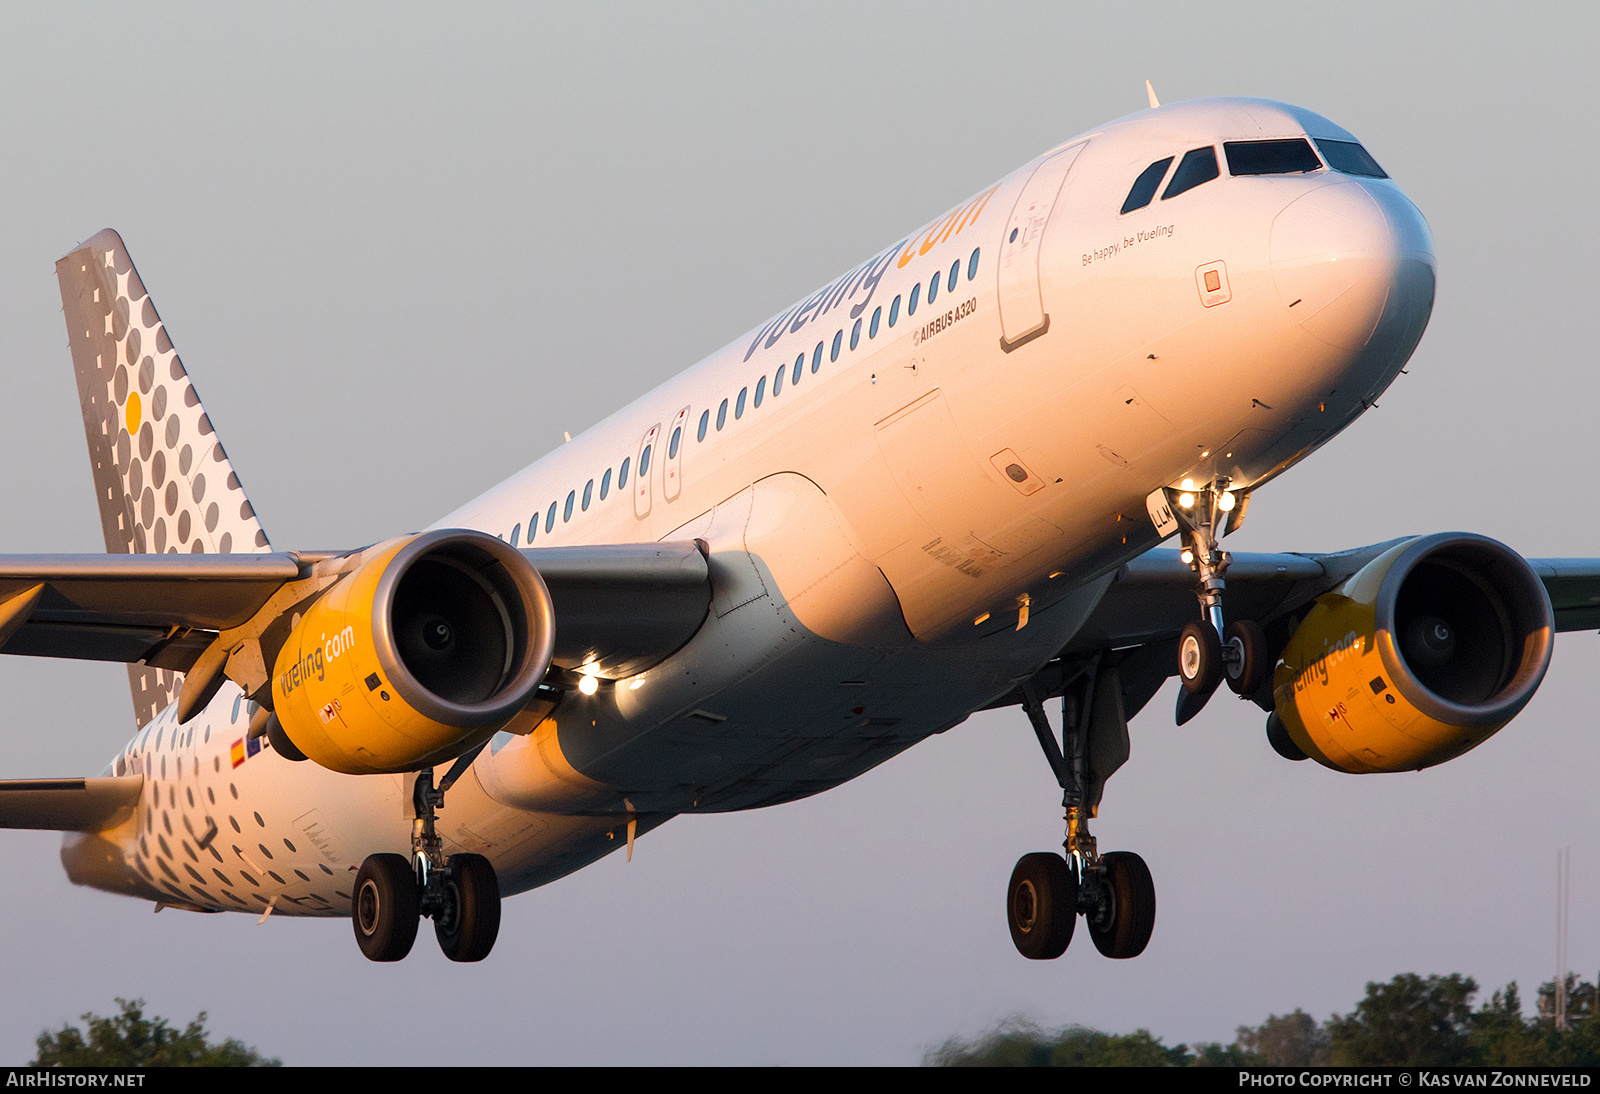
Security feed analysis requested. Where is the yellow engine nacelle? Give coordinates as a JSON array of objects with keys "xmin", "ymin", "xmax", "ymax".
[
  {"xmin": 270, "ymin": 530, "xmax": 555, "ymax": 775},
  {"xmin": 1273, "ymin": 532, "xmax": 1553, "ymax": 773}
]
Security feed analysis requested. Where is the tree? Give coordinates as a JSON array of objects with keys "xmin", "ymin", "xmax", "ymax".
[
  {"xmin": 1235, "ymin": 1009, "xmax": 1331, "ymax": 1066},
  {"xmin": 33, "ymin": 998, "xmax": 280, "ymax": 1067},
  {"xmin": 1327, "ymin": 974, "xmax": 1477, "ymax": 1066},
  {"xmin": 924, "ymin": 1016, "xmax": 1187, "ymax": 1066},
  {"xmin": 925, "ymin": 971, "xmax": 1600, "ymax": 1067}
]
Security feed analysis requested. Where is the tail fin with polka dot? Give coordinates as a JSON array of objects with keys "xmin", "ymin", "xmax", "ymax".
[{"xmin": 57, "ymin": 229, "xmax": 272, "ymax": 727}]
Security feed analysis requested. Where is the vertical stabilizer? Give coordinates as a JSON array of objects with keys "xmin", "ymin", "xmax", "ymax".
[{"xmin": 56, "ymin": 229, "xmax": 271, "ymax": 728}]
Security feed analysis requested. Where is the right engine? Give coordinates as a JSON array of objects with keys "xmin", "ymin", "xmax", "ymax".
[
  {"xmin": 1271, "ymin": 532, "xmax": 1553, "ymax": 773},
  {"xmin": 269, "ymin": 529, "xmax": 555, "ymax": 775}
]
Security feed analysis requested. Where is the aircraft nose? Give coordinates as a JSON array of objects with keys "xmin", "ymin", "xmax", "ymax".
[{"xmin": 1270, "ymin": 182, "xmax": 1435, "ymax": 350}]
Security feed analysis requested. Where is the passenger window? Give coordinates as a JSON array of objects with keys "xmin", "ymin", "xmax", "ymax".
[
  {"xmin": 668, "ymin": 427, "xmax": 681, "ymax": 459},
  {"xmin": 830, "ymin": 331, "xmax": 842, "ymax": 362},
  {"xmin": 1224, "ymin": 139, "xmax": 1321, "ymax": 176},
  {"xmin": 717, "ymin": 398, "xmax": 728, "ymax": 429},
  {"xmin": 563, "ymin": 491, "xmax": 575, "ymax": 521},
  {"xmin": 948, "ymin": 260, "xmax": 960, "ymax": 293},
  {"xmin": 927, "ymin": 271, "xmax": 939, "ymax": 304},
  {"xmin": 619, "ymin": 457, "xmax": 630, "ymax": 488},
  {"xmin": 792, "ymin": 355, "xmax": 803, "ymax": 386},
  {"xmin": 773, "ymin": 364, "xmax": 784, "ymax": 396},
  {"xmin": 582, "ymin": 479, "xmax": 593, "ymax": 511},
  {"xmin": 909, "ymin": 282, "xmax": 920, "ymax": 315},
  {"xmin": 968, "ymin": 247, "xmax": 980, "ymax": 280},
  {"xmin": 889, "ymin": 294, "xmax": 901, "ymax": 327},
  {"xmin": 850, "ymin": 318, "xmax": 861, "ymax": 350},
  {"xmin": 1120, "ymin": 156, "xmax": 1173, "ymax": 214},
  {"xmin": 528, "ymin": 514, "xmax": 538, "ymax": 542},
  {"xmin": 870, "ymin": 306, "xmax": 881, "ymax": 338},
  {"xmin": 812, "ymin": 342, "xmax": 823, "ymax": 373},
  {"xmin": 1162, "ymin": 146, "xmax": 1219, "ymax": 199},
  {"xmin": 736, "ymin": 388, "xmax": 747, "ymax": 418},
  {"xmin": 601, "ymin": 468, "xmax": 612, "ymax": 499},
  {"xmin": 754, "ymin": 376, "xmax": 766, "ymax": 407},
  {"xmin": 639, "ymin": 445, "xmax": 652, "ymax": 475},
  {"xmin": 546, "ymin": 502, "xmax": 557, "ymax": 533},
  {"xmin": 510, "ymin": 523, "xmax": 520, "ymax": 547},
  {"xmin": 697, "ymin": 410, "xmax": 709, "ymax": 441},
  {"xmin": 1314, "ymin": 138, "xmax": 1388, "ymax": 179}
]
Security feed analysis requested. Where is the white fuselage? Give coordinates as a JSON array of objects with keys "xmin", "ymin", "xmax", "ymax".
[{"xmin": 64, "ymin": 97, "xmax": 1436, "ymax": 917}]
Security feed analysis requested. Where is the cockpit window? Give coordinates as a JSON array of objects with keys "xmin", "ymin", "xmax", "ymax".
[
  {"xmin": 1162, "ymin": 146, "xmax": 1219, "ymax": 200},
  {"xmin": 1120, "ymin": 156, "xmax": 1173, "ymax": 214},
  {"xmin": 1314, "ymin": 138, "xmax": 1388, "ymax": 179},
  {"xmin": 1224, "ymin": 139, "xmax": 1322, "ymax": 176}
]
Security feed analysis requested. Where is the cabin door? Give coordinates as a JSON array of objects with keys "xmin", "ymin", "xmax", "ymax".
[{"xmin": 997, "ymin": 141, "xmax": 1086, "ymax": 350}]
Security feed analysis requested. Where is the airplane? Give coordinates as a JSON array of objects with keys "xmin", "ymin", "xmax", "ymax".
[{"xmin": 2, "ymin": 94, "xmax": 1593, "ymax": 965}]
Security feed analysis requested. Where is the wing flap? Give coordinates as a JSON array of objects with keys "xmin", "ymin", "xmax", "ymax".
[{"xmin": 0, "ymin": 776, "xmax": 143, "ymax": 831}]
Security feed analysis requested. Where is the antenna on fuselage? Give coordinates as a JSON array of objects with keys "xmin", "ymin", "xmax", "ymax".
[{"xmin": 1145, "ymin": 80, "xmax": 1161, "ymax": 109}]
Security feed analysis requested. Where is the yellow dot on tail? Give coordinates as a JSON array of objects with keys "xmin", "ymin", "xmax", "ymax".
[{"xmin": 124, "ymin": 391, "xmax": 141, "ymax": 434}]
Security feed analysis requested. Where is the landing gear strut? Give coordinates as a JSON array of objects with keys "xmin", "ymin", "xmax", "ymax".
[
  {"xmin": 1151, "ymin": 480, "xmax": 1267, "ymax": 722},
  {"xmin": 351, "ymin": 744, "xmax": 503, "ymax": 963},
  {"xmin": 1008, "ymin": 658, "xmax": 1155, "ymax": 961}
]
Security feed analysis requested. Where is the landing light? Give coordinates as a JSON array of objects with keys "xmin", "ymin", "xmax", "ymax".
[
  {"xmin": 1181, "ymin": 549, "xmax": 1195, "ymax": 565},
  {"xmin": 1218, "ymin": 491, "xmax": 1237, "ymax": 513},
  {"xmin": 578, "ymin": 675, "xmax": 599, "ymax": 696},
  {"xmin": 1181, "ymin": 478, "xmax": 1196, "ymax": 491},
  {"xmin": 1178, "ymin": 492, "xmax": 1195, "ymax": 509}
]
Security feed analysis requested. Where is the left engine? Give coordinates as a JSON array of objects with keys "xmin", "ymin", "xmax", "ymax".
[
  {"xmin": 1271, "ymin": 532, "xmax": 1554, "ymax": 773},
  {"xmin": 269, "ymin": 529, "xmax": 556, "ymax": 775}
]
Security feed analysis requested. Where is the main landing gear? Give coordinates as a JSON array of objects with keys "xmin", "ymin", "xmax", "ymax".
[
  {"xmin": 1008, "ymin": 659, "xmax": 1156, "ymax": 961},
  {"xmin": 352, "ymin": 746, "xmax": 502, "ymax": 963}
]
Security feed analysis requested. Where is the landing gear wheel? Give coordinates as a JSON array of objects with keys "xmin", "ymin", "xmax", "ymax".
[
  {"xmin": 1178, "ymin": 621, "xmax": 1223, "ymax": 695},
  {"xmin": 353, "ymin": 853, "xmax": 420, "ymax": 962},
  {"xmin": 1224, "ymin": 619, "xmax": 1268, "ymax": 696},
  {"xmin": 1007, "ymin": 852, "xmax": 1078, "ymax": 960},
  {"xmin": 434, "ymin": 853, "xmax": 502, "ymax": 962},
  {"xmin": 1087, "ymin": 851, "xmax": 1155, "ymax": 959}
]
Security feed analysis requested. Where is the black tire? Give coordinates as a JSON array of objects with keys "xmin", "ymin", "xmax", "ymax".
[
  {"xmin": 1224, "ymin": 619, "xmax": 1269, "ymax": 696},
  {"xmin": 1087, "ymin": 851, "xmax": 1155, "ymax": 959},
  {"xmin": 1178, "ymin": 620, "xmax": 1223, "ymax": 695},
  {"xmin": 435, "ymin": 853, "xmax": 502, "ymax": 963},
  {"xmin": 353, "ymin": 853, "xmax": 419, "ymax": 962},
  {"xmin": 1007, "ymin": 852, "xmax": 1077, "ymax": 960}
]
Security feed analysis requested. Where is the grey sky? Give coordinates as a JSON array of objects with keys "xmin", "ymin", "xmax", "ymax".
[{"xmin": 0, "ymin": 1, "xmax": 1595, "ymax": 1065}]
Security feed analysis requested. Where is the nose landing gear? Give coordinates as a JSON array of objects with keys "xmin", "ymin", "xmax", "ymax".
[
  {"xmin": 1007, "ymin": 658, "xmax": 1155, "ymax": 961},
  {"xmin": 350, "ymin": 746, "xmax": 503, "ymax": 963},
  {"xmin": 1151, "ymin": 480, "xmax": 1268, "ymax": 723}
]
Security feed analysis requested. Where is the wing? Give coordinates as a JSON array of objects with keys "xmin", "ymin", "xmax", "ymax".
[
  {"xmin": 0, "ymin": 777, "xmax": 143, "ymax": 831},
  {"xmin": 0, "ymin": 542, "xmax": 712, "ymax": 679},
  {"xmin": 1077, "ymin": 543, "xmax": 1600, "ymax": 650},
  {"xmin": 1006, "ymin": 538, "xmax": 1600, "ymax": 726}
]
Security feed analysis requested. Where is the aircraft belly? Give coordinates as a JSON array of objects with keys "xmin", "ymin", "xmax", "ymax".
[{"xmin": 546, "ymin": 566, "xmax": 1109, "ymax": 815}]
